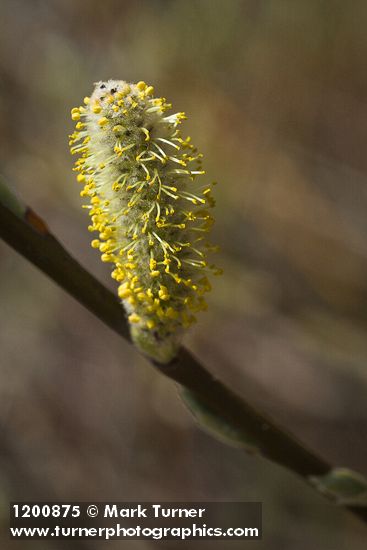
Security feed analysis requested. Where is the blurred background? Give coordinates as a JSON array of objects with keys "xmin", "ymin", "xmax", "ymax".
[{"xmin": 0, "ymin": 0, "xmax": 367, "ymax": 548}]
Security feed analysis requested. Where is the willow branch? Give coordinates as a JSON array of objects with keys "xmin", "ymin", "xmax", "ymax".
[{"xmin": 0, "ymin": 177, "xmax": 366, "ymax": 524}]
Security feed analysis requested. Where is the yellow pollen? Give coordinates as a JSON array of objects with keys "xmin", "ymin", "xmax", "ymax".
[
  {"xmin": 128, "ymin": 313, "xmax": 141, "ymax": 323},
  {"xmin": 118, "ymin": 286, "xmax": 132, "ymax": 299}
]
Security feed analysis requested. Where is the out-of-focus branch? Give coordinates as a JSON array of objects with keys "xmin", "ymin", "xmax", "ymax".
[
  {"xmin": 0, "ymin": 177, "xmax": 366, "ymax": 525},
  {"xmin": 0, "ymin": 178, "xmax": 131, "ymax": 342}
]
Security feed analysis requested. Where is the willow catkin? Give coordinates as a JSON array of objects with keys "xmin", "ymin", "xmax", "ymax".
[{"xmin": 69, "ymin": 80, "xmax": 221, "ymax": 362}]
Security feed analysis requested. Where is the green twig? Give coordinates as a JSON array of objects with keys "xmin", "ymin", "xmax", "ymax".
[{"xmin": 0, "ymin": 176, "xmax": 366, "ymax": 525}]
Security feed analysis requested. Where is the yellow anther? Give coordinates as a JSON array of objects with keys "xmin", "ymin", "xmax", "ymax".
[
  {"xmin": 98, "ymin": 117, "xmax": 108, "ymax": 126},
  {"xmin": 118, "ymin": 286, "xmax": 132, "ymax": 299},
  {"xmin": 91, "ymin": 240, "xmax": 100, "ymax": 249},
  {"xmin": 83, "ymin": 97, "xmax": 90, "ymax": 105},
  {"xmin": 128, "ymin": 313, "xmax": 141, "ymax": 324},
  {"xmin": 101, "ymin": 253, "xmax": 113, "ymax": 262},
  {"xmin": 136, "ymin": 81, "xmax": 147, "ymax": 91},
  {"xmin": 98, "ymin": 243, "xmax": 109, "ymax": 252},
  {"xmin": 158, "ymin": 286, "xmax": 170, "ymax": 301},
  {"xmin": 112, "ymin": 269, "xmax": 125, "ymax": 282},
  {"xmin": 146, "ymin": 320, "xmax": 156, "ymax": 330}
]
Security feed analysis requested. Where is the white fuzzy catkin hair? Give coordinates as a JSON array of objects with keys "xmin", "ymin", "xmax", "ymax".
[{"xmin": 70, "ymin": 80, "xmax": 220, "ymax": 362}]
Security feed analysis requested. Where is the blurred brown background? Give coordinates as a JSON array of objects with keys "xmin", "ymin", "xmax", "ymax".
[{"xmin": 0, "ymin": 0, "xmax": 367, "ymax": 548}]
